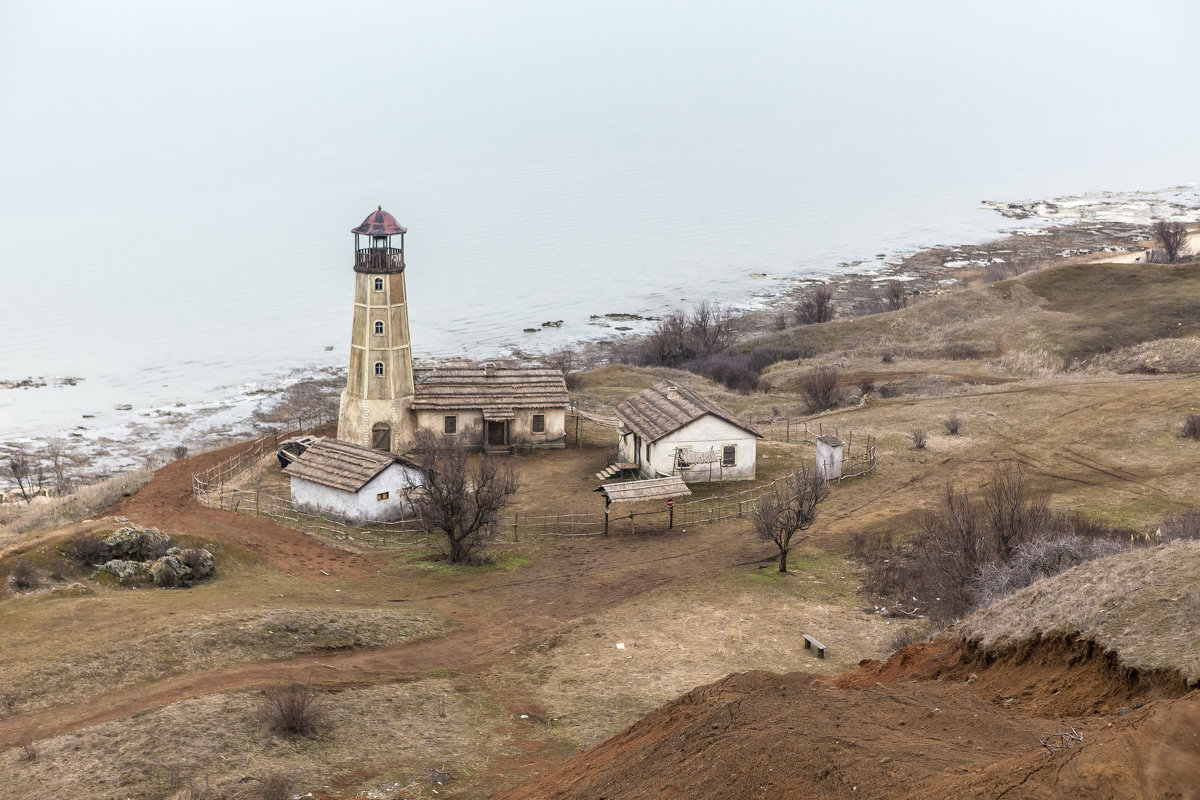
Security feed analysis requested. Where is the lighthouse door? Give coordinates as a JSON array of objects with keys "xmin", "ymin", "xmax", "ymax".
[{"xmin": 371, "ymin": 422, "xmax": 391, "ymax": 452}]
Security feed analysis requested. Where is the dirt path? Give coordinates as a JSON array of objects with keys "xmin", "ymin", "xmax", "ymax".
[{"xmin": 0, "ymin": 456, "xmax": 768, "ymax": 747}]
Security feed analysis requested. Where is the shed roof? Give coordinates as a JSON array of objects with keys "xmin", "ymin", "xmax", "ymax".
[
  {"xmin": 283, "ymin": 438, "xmax": 414, "ymax": 493},
  {"xmin": 616, "ymin": 382, "xmax": 761, "ymax": 443},
  {"xmin": 352, "ymin": 206, "xmax": 407, "ymax": 236},
  {"xmin": 411, "ymin": 365, "xmax": 568, "ymax": 412},
  {"xmin": 598, "ymin": 475, "xmax": 691, "ymax": 503}
]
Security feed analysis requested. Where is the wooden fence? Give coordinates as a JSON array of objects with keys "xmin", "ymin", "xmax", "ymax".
[{"xmin": 194, "ymin": 412, "xmax": 876, "ymax": 543}]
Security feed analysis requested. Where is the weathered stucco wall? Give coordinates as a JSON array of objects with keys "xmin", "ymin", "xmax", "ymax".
[
  {"xmin": 289, "ymin": 461, "xmax": 425, "ymax": 523},
  {"xmin": 412, "ymin": 408, "xmax": 566, "ymax": 449},
  {"xmin": 620, "ymin": 414, "xmax": 757, "ymax": 481}
]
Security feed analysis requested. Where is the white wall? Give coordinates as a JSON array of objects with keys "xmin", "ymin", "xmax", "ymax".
[
  {"xmin": 290, "ymin": 461, "xmax": 425, "ymax": 523},
  {"xmin": 622, "ymin": 414, "xmax": 757, "ymax": 482}
]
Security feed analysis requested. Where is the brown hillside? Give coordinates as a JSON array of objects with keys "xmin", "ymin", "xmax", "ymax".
[{"xmin": 495, "ymin": 545, "xmax": 1200, "ymax": 800}]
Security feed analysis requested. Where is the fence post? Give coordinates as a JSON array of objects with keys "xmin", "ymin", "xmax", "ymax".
[
  {"xmin": 514, "ymin": 513, "xmax": 519, "ymax": 542},
  {"xmin": 785, "ymin": 418, "xmax": 790, "ymax": 443}
]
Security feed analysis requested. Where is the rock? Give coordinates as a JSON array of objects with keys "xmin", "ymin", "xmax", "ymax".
[
  {"xmin": 150, "ymin": 554, "xmax": 191, "ymax": 587},
  {"xmin": 168, "ymin": 547, "xmax": 215, "ymax": 580},
  {"xmin": 98, "ymin": 559, "xmax": 149, "ymax": 586},
  {"xmin": 104, "ymin": 526, "xmax": 173, "ymax": 561},
  {"xmin": 541, "ymin": 320, "xmax": 563, "ymax": 328},
  {"xmin": 523, "ymin": 328, "xmax": 540, "ymax": 334}
]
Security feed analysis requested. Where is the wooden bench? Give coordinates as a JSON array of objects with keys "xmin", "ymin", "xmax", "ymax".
[{"xmin": 803, "ymin": 634, "xmax": 826, "ymax": 659}]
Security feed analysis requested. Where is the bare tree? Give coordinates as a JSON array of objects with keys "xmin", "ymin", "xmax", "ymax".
[
  {"xmin": 641, "ymin": 310, "xmax": 692, "ymax": 366},
  {"xmin": 6, "ymin": 449, "xmax": 33, "ymax": 504},
  {"xmin": 798, "ymin": 366, "xmax": 844, "ymax": 412},
  {"xmin": 1150, "ymin": 220, "xmax": 1189, "ymax": 264},
  {"xmin": 44, "ymin": 440, "xmax": 77, "ymax": 493},
  {"xmin": 753, "ymin": 469, "xmax": 830, "ymax": 572},
  {"xmin": 408, "ymin": 431, "xmax": 519, "ymax": 564},
  {"xmin": 687, "ymin": 301, "xmax": 735, "ymax": 357},
  {"xmin": 542, "ymin": 348, "xmax": 580, "ymax": 390},
  {"xmin": 796, "ymin": 286, "xmax": 835, "ymax": 325}
]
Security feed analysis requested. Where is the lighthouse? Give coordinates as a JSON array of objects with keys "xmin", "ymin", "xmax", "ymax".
[{"xmin": 336, "ymin": 206, "xmax": 415, "ymax": 453}]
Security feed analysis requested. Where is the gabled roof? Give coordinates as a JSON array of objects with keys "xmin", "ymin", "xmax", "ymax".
[
  {"xmin": 411, "ymin": 365, "xmax": 568, "ymax": 412},
  {"xmin": 283, "ymin": 438, "xmax": 414, "ymax": 493},
  {"xmin": 616, "ymin": 382, "xmax": 761, "ymax": 443}
]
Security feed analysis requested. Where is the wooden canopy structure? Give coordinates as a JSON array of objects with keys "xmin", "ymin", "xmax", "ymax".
[
  {"xmin": 595, "ymin": 475, "xmax": 691, "ymax": 535},
  {"xmin": 597, "ymin": 475, "xmax": 690, "ymax": 503}
]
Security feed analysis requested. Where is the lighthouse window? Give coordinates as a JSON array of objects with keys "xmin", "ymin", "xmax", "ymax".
[
  {"xmin": 374, "ymin": 321, "xmax": 384, "ymax": 335},
  {"xmin": 374, "ymin": 361, "xmax": 384, "ymax": 376},
  {"xmin": 373, "ymin": 277, "xmax": 383, "ymax": 291}
]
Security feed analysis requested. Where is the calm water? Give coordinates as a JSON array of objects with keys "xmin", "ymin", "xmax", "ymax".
[{"xmin": 2, "ymin": 1, "xmax": 1199, "ymax": 465}]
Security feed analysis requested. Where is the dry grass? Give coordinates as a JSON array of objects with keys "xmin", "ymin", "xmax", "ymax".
[
  {"xmin": 957, "ymin": 540, "xmax": 1200, "ymax": 683},
  {"xmin": 0, "ymin": 606, "xmax": 447, "ymax": 714},
  {"xmin": 508, "ymin": 560, "xmax": 896, "ymax": 749},
  {"xmin": 0, "ymin": 469, "xmax": 154, "ymax": 546},
  {"xmin": 0, "ymin": 679, "xmax": 493, "ymax": 800}
]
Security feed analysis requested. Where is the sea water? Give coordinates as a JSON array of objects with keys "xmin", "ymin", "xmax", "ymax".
[{"xmin": 1, "ymin": 1, "xmax": 1198, "ymax": 477}]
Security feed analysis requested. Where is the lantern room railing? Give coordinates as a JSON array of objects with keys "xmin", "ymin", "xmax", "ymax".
[{"xmin": 354, "ymin": 247, "xmax": 405, "ymax": 273}]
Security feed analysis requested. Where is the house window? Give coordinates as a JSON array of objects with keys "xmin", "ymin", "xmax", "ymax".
[
  {"xmin": 374, "ymin": 361, "xmax": 384, "ymax": 376},
  {"xmin": 373, "ymin": 277, "xmax": 384, "ymax": 291},
  {"xmin": 532, "ymin": 414, "xmax": 545, "ymax": 433},
  {"xmin": 444, "ymin": 415, "xmax": 457, "ymax": 434},
  {"xmin": 646, "ymin": 442, "xmax": 651, "ymax": 463},
  {"xmin": 374, "ymin": 321, "xmax": 384, "ymax": 335},
  {"xmin": 722, "ymin": 445, "xmax": 736, "ymax": 467},
  {"xmin": 376, "ymin": 491, "xmax": 389, "ymax": 501}
]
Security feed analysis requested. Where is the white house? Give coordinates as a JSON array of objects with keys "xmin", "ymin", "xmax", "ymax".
[
  {"xmin": 282, "ymin": 438, "xmax": 425, "ymax": 523},
  {"xmin": 615, "ymin": 382, "xmax": 762, "ymax": 482}
]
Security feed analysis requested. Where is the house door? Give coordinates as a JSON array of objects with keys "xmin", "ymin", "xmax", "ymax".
[
  {"xmin": 371, "ymin": 422, "xmax": 391, "ymax": 451},
  {"xmin": 487, "ymin": 420, "xmax": 507, "ymax": 446}
]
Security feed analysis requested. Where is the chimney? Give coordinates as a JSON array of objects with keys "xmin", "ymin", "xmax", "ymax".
[
  {"xmin": 666, "ymin": 386, "xmax": 678, "ymax": 400},
  {"xmin": 484, "ymin": 362, "xmax": 495, "ymax": 377}
]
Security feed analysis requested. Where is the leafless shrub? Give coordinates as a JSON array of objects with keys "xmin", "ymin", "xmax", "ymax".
[
  {"xmin": 1160, "ymin": 509, "xmax": 1200, "ymax": 542},
  {"xmin": 880, "ymin": 351, "xmax": 895, "ymax": 364},
  {"xmin": 884, "ymin": 281, "xmax": 908, "ymax": 311},
  {"xmin": 172, "ymin": 444, "xmax": 189, "ymax": 460},
  {"xmin": 260, "ymin": 680, "xmax": 325, "ymax": 736},
  {"xmin": 878, "ymin": 383, "xmax": 901, "ymax": 399},
  {"xmin": 943, "ymin": 414, "xmax": 961, "ymax": 435},
  {"xmin": 256, "ymin": 772, "xmax": 297, "ymax": 800},
  {"xmin": 753, "ymin": 469, "xmax": 830, "ymax": 572},
  {"xmin": 1146, "ymin": 220, "xmax": 1190, "ymax": 264},
  {"xmin": 9, "ymin": 559, "xmax": 40, "ymax": 590},
  {"xmin": 71, "ymin": 532, "xmax": 109, "ymax": 565},
  {"xmin": 18, "ymin": 734, "xmax": 37, "ymax": 762},
  {"xmin": 181, "ymin": 776, "xmax": 232, "ymax": 800},
  {"xmin": 542, "ymin": 348, "xmax": 582, "ymax": 390},
  {"xmin": 688, "ymin": 301, "xmax": 736, "ymax": 357},
  {"xmin": 888, "ymin": 621, "xmax": 938, "ymax": 654},
  {"xmin": 1181, "ymin": 414, "xmax": 1200, "ymax": 441},
  {"xmin": 942, "ymin": 342, "xmax": 986, "ymax": 360},
  {"xmin": 910, "ymin": 429, "xmax": 927, "ymax": 449},
  {"xmin": 635, "ymin": 302, "xmax": 735, "ymax": 367},
  {"xmin": 795, "ymin": 285, "xmax": 835, "ymax": 324},
  {"xmin": 798, "ymin": 366, "xmax": 844, "ymax": 412},
  {"xmin": 971, "ymin": 534, "xmax": 1128, "ymax": 609},
  {"xmin": 409, "ymin": 431, "xmax": 519, "ymax": 564},
  {"xmin": 982, "ymin": 256, "xmax": 1036, "ymax": 283},
  {"xmin": 857, "ymin": 377, "xmax": 875, "ymax": 394},
  {"xmin": 681, "ymin": 355, "xmax": 760, "ymax": 393}
]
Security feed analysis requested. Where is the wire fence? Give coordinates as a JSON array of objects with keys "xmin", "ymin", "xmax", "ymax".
[{"xmin": 193, "ymin": 412, "xmax": 876, "ymax": 544}]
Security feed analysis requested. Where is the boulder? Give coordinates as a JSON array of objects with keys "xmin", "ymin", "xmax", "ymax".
[
  {"xmin": 98, "ymin": 559, "xmax": 149, "ymax": 586},
  {"xmin": 104, "ymin": 526, "xmax": 173, "ymax": 560},
  {"xmin": 150, "ymin": 554, "xmax": 191, "ymax": 587}
]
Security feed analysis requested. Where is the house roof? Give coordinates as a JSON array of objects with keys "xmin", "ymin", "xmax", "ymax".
[
  {"xmin": 351, "ymin": 206, "xmax": 407, "ymax": 236},
  {"xmin": 411, "ymin": 365, "xmax": 568, "ymax": 412},
  {"xmin": 283, "ymin": 438, "xmax": 414, "ymax": 493},
  {"xmin": 615, "ymin": 382, "xmax": 761, "ymax": 443},
  {"xmin": 598, "ymin": 475, "xmax": 691, "ymax": 503}
]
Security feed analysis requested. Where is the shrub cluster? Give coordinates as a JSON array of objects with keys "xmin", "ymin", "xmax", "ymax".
[
  {"xmin": 795, "ymin": 286, "xmax": 835, "ymax": 325},
  {"xmin": 681, "ymin": 346, "xmax": 804, "ymax": 394},
  {"xmin": 798, "ymin": 366, "xmax": 844, "ymax": 412},
  {"xmin": 632, "ymin": 302, "xmax": 735, "ymax": 368},
  {"xmin": 260, "ymin": 680, "xmax": 325, "ymax": 736},
  {"xmin": 853, "ymin": 465, "xmax": 1133, "ymax": 621},
  {"xmin": 1181, "ymin": 414, "xmax": 1200, "ymax": 441}
]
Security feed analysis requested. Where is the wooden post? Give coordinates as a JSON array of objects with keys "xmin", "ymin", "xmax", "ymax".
[
  {"xmin": 256, "ymin": 487, "xmax": 261, "ymax": 517},
  {"xmin": 514, "ymin": 513, "xmax": 519, "ymax": 542},
  {"xmin": 604, "ymin": 497, "xmax": 610, "ymax": 537},
  {"xmin": 786, "ymin": 418, "xmax": 790, "ymax": 442},
  {"xmin": 576, "ymin": 414, "xmax": 581, "ymax": 447}
]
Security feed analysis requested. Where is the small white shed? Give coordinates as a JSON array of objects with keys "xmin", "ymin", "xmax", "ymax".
[
  {"xmin": 615, "ymin": 382, "xmax": 762, "ymax": 482},
  {"xmin": 283, "ymin": 438, "xmax": 425, "ymax": 523}
]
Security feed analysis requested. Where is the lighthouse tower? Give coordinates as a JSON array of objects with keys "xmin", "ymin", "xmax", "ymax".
[{"xmin": 337, "ymin": 206, "xmax": 415, "ymax": 453}]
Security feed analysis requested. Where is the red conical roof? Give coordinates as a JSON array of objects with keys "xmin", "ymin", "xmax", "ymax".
[{"xmin": 352, "ymin": 206, "xmax": 407, "ymax": 236}]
